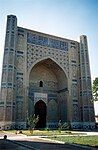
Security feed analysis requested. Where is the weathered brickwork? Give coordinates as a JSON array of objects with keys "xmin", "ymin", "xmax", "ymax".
[{"xmin": 0, "ymin": 15, "xmax": 95, "ymax": 130}]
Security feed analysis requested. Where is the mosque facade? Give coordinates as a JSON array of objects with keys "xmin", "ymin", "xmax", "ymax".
[{"xmin": 0, "ymin": 15, "xmax": 95, "ymax": 130}]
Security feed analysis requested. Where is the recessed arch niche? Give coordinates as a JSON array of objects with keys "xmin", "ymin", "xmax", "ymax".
[{"xmin": 29, "ymin": 58, "xmax": 68, "ymax": 128}]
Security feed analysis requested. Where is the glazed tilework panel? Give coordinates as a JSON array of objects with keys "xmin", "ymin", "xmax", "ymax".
[
  {"xmin": 27, "ymin": 43, "xmax": 69, "ymax": 74},
  {"xmin": 27, "ymin": 33, "xmax": 68, "ymax": 51}
]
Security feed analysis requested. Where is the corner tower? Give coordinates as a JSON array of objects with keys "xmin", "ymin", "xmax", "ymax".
[
  {"xmin": 0, "ymin": 15, "xmax": 17, "ymax": 129},
  {"xmin": 79, "ymin": 35, "xmax": 95, "ymax": 128}
]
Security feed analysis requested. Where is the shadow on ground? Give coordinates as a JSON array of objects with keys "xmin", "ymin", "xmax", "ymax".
[
  {"xmin": 0, "ymin": 139, "xmax": 93, "ymax": 150},
  {"xmin": 0, "ymin": 139, "xmax": 19, "ymax": 149}
]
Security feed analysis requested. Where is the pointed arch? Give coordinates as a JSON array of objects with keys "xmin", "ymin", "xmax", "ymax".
[{"xmin": 28, "ymin": 56, "xmax": 68, "ymax": 79}]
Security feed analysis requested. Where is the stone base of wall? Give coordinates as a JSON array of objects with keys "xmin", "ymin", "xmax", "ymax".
[
  {"xmin": 0, "ymin": 121, "xmax": 95, "ymax": 130},
  {"xmin": 15, "ymin": 122, "xmax": 27, "ymax": 129},
  {"xmin": 0, "ymin": 121, "xmax": 26, "ymax": 130},
  {"xmin": 71, "ymin": 122, "xmax": 95, "ymax": 129},
  {"xmin": 0, "ymin": 121, "xmax": 15, "ymax": 130},
  {"xmin": 47, "ymin": 122, "xmax": 58, "ymax": 129}
]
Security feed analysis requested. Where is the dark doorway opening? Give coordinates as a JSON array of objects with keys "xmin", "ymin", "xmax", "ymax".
[
  {"xmin": 39, "ymin": 81, "xmax": 43, "ymax": 87},
  {"xmin": 35, "ymin": 100, "xmax": 46, "ymax": 128}
]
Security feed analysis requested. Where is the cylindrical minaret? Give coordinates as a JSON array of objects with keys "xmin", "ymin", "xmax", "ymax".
[
  {"xmin": 0, "ymin": 15, "xmax": 17, "ymax": 129},
  {"xmin": 79, "ymin": 35, "xmax": 95, "ymax": 129}
]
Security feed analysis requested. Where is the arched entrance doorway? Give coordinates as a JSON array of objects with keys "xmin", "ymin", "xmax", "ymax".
[{"xmin": 35, "ymin": 100, "xmax": 46, "ymax": 128}]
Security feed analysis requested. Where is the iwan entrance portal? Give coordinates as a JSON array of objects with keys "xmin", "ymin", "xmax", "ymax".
[{"xmin": 29, "ymin": 58, "xmax": 68, "ymax": 128}]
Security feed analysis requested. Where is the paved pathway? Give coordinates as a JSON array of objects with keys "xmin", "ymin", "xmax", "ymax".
[{"xmin": 0, "ymin": 131, "xmax": 98, "ymax": 150}]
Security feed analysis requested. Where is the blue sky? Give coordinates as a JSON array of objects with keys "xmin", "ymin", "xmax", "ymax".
[{"xmin": 0, "ymin": 0, "xmax": 98, "ymax": 112}]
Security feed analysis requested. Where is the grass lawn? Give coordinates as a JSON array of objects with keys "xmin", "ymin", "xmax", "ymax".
[
  {"xmin": 47, "ymin": 135, "xmax": 98, "ymax": 147},
  {"xmin": 0, "ymin": 130, "xmax": 4, "ymax": 133},
  {"xmin": 21, "ymin": 130, "xmax": 84, "ymax": 136},
  {"xmin": 3, "ymin": 129, "xmax": 85, "ymax": 136},
  {"xmin": 2, "ymin": 130, "xmax": 16, "ymax": 134},
  {"xmin": 1, "ymin": 130, "xmax": 98, "ymax": 147}
]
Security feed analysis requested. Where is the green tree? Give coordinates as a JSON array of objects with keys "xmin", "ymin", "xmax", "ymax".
[
  {"xmin": 58, "ymin": 120, "xmax": 62, "ymax": 133},
  {"xmin": 92, "ymin": 77, "xmax": 98, "ymax": 101},
  {"xmin": 58, "ymin": 120, "xmax": 70, "ymax": 133},
  {"xmin": 27, "ymin": 114, "xmax": 39, "ymax": 134}
]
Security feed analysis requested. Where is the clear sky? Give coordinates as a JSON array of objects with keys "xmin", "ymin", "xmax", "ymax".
[{"xmin": 0, "ymin": 0, "xmax": 98, "ymax": 113}]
